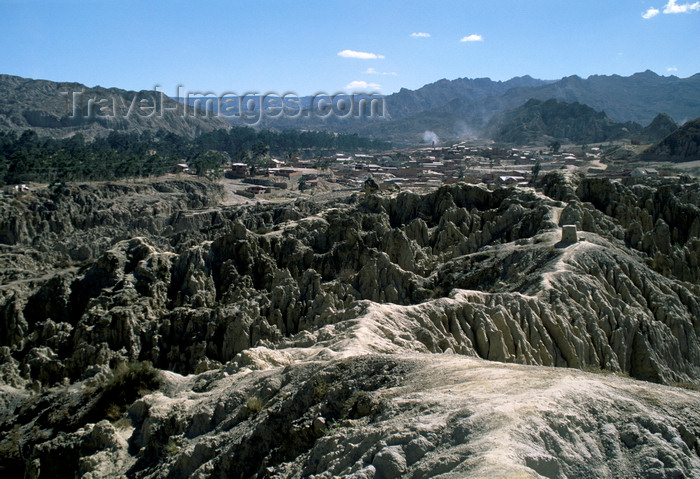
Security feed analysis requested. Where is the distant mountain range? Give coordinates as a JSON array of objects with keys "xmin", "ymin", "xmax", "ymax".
[
  {"xmin": 397, "ymin": 70, "xmax": 700, "ymax": 124},
  {"xmin": 382, "ymin": 75, "xmax": 553, "ymax": 119},
  {"xmin": 173, "ymin": 71, "xmax": 700, "ymax": 146},
  {"xmin": 484, "ymin": 99, "xmax": 678, "ymax": 146},
  {"xmin": 0, "ymin": 74, "xmax": 228, "ymax": 138},
  {"xmin": 347, "ymin": 70, "xmax": 700, "ymax": 145},
  {"xmin": 1, "ymin": 71, "xmax": 699, "ymax": 148}
]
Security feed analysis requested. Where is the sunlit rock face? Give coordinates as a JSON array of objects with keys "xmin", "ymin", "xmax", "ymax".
[{"xmin": 1, "ymin": 173, "xmax": 699, "ymax": 478}]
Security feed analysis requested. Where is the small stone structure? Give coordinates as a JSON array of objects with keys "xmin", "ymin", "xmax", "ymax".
[{"xmin": 562, "ymin": 225, "xmax": 578, "ymax": 243}]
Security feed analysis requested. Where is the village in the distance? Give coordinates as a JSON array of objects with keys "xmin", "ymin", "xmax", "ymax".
[{"xmin": 190, "ymin": 140, "xmax": 673, "ymax": 202}]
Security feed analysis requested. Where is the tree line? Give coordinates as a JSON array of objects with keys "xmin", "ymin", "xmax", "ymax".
[{"xmin": 0, "ymin": 127, "xmax": 391, "ymax": 185}]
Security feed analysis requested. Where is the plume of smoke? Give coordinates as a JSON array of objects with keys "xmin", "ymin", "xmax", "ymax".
[
  {"xmin": 455, "ymin": 121, "xmax": 478, "ymax": 140},
  {"xmin": 423, "ymin": 131, "xmax": 439, "ymax": 145}
]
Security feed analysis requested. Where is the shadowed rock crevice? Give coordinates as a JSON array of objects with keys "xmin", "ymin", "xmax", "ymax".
[
  {"xmin": 1, "ymin": 175, "xmax": 699, "ymax": 478},
  {"xmin": 0, "ymin": 177, "xmax": 698, "ymax": 386}
]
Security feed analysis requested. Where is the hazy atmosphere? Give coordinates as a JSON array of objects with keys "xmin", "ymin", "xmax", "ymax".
[{"xmin": 1, "ymin": 1, "xmax": 700, "ymax": 479}]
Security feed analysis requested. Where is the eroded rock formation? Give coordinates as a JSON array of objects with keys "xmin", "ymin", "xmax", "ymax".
[{"xmin": 1, "ymin": 174, "xmax": 698, "ymax": 478}]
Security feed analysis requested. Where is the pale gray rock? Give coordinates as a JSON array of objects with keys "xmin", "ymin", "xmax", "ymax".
[
  {"xmin": 0, "ymin": 175, "xmax": 699, "ymax": 478},
  {"xmin": 372, "ymin": 446, "xmax": 407, "ymax": 479}
]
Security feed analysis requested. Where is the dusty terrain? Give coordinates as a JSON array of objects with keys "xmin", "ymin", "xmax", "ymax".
[{"xmin": 0, "ymin": 172, "xmax": 699, "ymax": 478}]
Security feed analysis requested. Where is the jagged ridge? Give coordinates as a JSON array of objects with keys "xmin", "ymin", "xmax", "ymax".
[
  {"xmin": 0, "ymin": 175, "xmax": 698, "ymax": 387},
  {"xmin": 1, "ymin": 174, "xmax": 699, "ymax": 477}
]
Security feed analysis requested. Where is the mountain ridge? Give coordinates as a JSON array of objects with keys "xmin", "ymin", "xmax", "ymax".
[
  {"xmin": 484, "ymin": 99, "xmax": 680, "ymax": 146},
  {"xmin": 641, "ymin": 117, "xmax": 700, "ymax": 162},
  {"xmin": 346, "ymin": 70, "xmax": 700, "ymax": 145},
  {"xmin": 2, "ymin": 71, "xmax": 699, "ymax": 148},
  {"xmin": 383, "ymin": 74, "xmax": 553, "ymax": 120},
  {"xmin": 0, "ymin": 74, "xmax": 229, "ymax": 139}
]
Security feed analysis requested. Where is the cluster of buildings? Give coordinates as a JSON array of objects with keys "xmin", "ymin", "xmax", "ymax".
[
  {"xmin": 180, "ymin": 141, "xmax": 673, "ymax": 197},
  {"xmin": 219, "ymin": 143, "xmax": 583, "ymax": 194},
  {"xmin": 222, "ymin": 143, "xmax": 564, "ymax": 194}
]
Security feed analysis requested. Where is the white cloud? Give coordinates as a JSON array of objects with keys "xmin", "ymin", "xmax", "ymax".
[
  {"xmin": 460, "ymin": 34, "xmax": 483, "ymax": 42},
  {"xmin": 645, "ymin": 1, "xmax": 700, "ymax": 18},
  {"xmin": 345, "ymin": 80, "xmax": 381, "ymax": 91},
  {"xmin": 667, "ymin": 66, "xmax": 679, "ymax": 71},
  {"xmin": 337, "ymin": 49, "xmax": 385, "ymax": 60},
  {"xmin": 663, "ymin": 0, "xmax": 700, "ymax": 13},
  {"xmin": 411, "ymin": 32, "xmax": 431, "ymax": 38},
  {"xmin": 642, "ymin": 7, "xmax": 660, "ymax": 18},
  {"xmin": 364, "ymin": 67, "xmax": 397, "ymax": 76}
]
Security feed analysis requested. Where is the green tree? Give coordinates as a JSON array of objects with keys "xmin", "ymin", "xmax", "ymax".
[
  {"xmin": 191, "ymin": 150, "xmax": 225, "ymax": 178},
  {"xmin": 314, "ymin": 155, "xmax": 332, "ymax": 171},
  {"xmin": 17, "ymin": 130, "xmax": 39, "ymax": 151},
  {"xmin": 251, "ymin": 141, "xmax": 269, "ymax": 160},
  {"xmin": 237, "ymin": 148, "xmax": 263, "ymax": 175},
  {"xmin": 286, "ymin": 148, "xmax": 299, "ymax": 164},
  {"xmin": 248, "ymin": 141, "xmax": 270, "ymax": 175},
  {"xmin": 235, "ymin": 148, "xmax": 251, "ymax": 165},
  {"xmin": 5, "ymin": 150, "xmax": 31, "ymax": 184}
]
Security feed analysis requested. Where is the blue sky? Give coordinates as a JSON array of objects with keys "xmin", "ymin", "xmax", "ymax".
[{"xmin": 2, "ymin": 0, "xmax": 699, "ymax": 96}]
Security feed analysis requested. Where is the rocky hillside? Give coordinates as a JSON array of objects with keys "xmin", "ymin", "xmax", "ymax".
[
  {"xmin": 383, "ymin": 70, "xmax": 700, "ymax": 127},
  {"xmin": 640, "ymin": 117, "xmax": 700, "ymax": 163},
  {"xmin": 0, "ymin": 175, "xmax": 699, "ymax": 477},
  {"xmin": 486, "ymin": 100, "xmax": 680, "ymax": 146},
  {"xmin": 382, "ymin": 75, "xmax": 551, "ymax": 120},
  {"xmin": 495, "ymin": 71, "xmax": 700, "ymax": 127},
  {"xmin": 345, "ymin": 71, "xmax": 699, "ymax": 145},
  {"xmin": 485, "ymin": 99, "xmax": 645, "ymax": 145},
  {"xmin": 637, "ymin": 113, "xmax": 679, "ymax": 144},
  {"xmin": 0, "ymin": 74, "xmax": 229, "ymax": 138}
]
